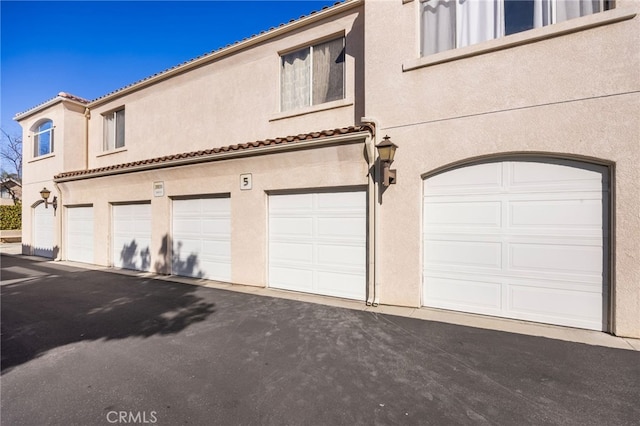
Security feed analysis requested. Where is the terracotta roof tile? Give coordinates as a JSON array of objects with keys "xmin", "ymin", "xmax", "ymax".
[{"xmin": 54, "ymin": 125, "xmax": 370, "ymax": 180}]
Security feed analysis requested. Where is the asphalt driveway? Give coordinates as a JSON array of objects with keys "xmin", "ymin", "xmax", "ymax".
[{"xmin": 1, "ymin": 254, "xmax": 639, "ymax": 425}]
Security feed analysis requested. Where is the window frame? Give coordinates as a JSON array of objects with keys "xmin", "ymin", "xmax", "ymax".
[
  {"xmin": 33, "ymin": 120, "xmax": 54, "ymax": 157},
  {"xmin": 103, "ymin": 107, "xmax": 125, "ymax": 151},
  {"xmin": 280, "ymin": 36, "xmax": 346, "ymax": 112}
]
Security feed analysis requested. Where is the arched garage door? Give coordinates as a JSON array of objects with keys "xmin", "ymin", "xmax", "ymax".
[{"xmin": 422, "ymin": 159, "xmax": 608, "ymax": 331}]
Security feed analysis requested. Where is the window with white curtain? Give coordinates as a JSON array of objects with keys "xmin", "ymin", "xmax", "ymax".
[
  {"xmin": 421, "ymin": 0, "xmax": 612, "ymax": 56},
  {"xmin": 33, "ymin": 120, "xmax": 54, "ymax": 157},
  {"xmin": 103, "ymin": 108, "xmax": 125, "ymax": 151},
  {"xmin": 281, "ymin": 37, "xmax": 345, "ymax": 112}
]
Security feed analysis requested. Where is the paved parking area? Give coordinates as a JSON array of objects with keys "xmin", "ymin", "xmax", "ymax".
[{"xmin": 2, "ymin": 254, "xmax": 639, "ymax": 425}]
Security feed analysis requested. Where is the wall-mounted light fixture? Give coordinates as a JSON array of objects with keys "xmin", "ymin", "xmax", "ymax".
[
  {"xmin": 376, "ymin": 135, "xmax": 398, "ymax": 187},
  {"xmin": 40, "ymin": 187, "xmax": 57, "ymax": 212}
]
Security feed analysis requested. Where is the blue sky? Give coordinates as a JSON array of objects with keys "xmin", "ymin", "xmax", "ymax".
[{"xmin": 0, "ymin": 0, "xmax": 337, "ymax": 141}]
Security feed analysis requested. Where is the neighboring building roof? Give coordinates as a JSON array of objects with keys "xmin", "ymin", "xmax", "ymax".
[
  {"xmin": 0, "ymin": 178, "xmax": 22, "ymax": 189},
  {"xmin": 54, "ymin": 125, "xmax": 372, "ymax": 182},
  {"xmin": 14, "ymin": 92, "xmax": 90, "ymax": 121},
  {"xmin": 15, "ymin": 0, "xmax": 359, "ymax": 118}
]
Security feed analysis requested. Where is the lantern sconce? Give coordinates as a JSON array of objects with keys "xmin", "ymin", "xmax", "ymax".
[
  {"xmin": 376, "ymin": 135, "xmax": 398, "ymax": 187},
  {"xmin": 40, "ymin": 187, "xmax": 58, "ymax": 212}
]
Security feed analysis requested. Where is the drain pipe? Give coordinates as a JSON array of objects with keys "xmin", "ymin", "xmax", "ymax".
[
  {"xmin": 53, "ymin": 181, "xmax": 63, "ymax": 261},
  {"xmin": 361, "ymin": 117, "xmax": 379, "ymax": 307},
  {"xmin": 84, "ymin": 107, "xmax": 91, "ymax": 170}
]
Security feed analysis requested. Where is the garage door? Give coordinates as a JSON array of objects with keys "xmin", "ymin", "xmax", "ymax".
[
  {"xmin": 66, "ymin": 206, "xmax": 94, "ymax": 264},
  {"xmin": 33, "ymin": 203, "xmax": 55, "ymax": 258},
  {"xmin": 269, "ymin": 191, "xmax": 366, "ymax": 300},
  {"xmin": 423, "ymin": 159, "xmax": 608, "ymax": 331},
  {"xmin": 172, "ymin": 197, "xmax": 231, "ymax": 281},
  {"xmin": 112, "ymin": 203, "xmax": 152, "ymax": 271}
]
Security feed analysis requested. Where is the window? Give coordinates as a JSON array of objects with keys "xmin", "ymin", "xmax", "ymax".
[
  {"xmin": 103, "ymin": 108, "xmax": 125, "ymax": 151},
  {"xmin": 33, "ymin": 120, "xmax": 54, "ymax": 157},
  {"xmin": 421, "ymin": 0, "xmax": 612, "ymax": 56},
  {"xmin": 280, "ymin": 37, "xmax": 345, "ymax": 112}
]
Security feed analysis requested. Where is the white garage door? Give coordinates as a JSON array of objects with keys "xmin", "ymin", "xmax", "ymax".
[
  {"xmin": 172, "ymin": 197, "xmax": 231, "ymax": 281},
  {"xmin": 423, "ymin": 160, "xmax": 608, "ymax": 331},
  {"xmin": 66, "ymin": 206, "xmax": 94, "ymax": 264},
  {"xmin": 33, "ymin": 203, "xmax": 55, "ymax": 258},
  {"xmin": 112, "ymin": 203, "xmax": 152, "ymax": 271},
  {"xmin": 269, "ymin": 191, "xmax": 366, "ymax": 300}
]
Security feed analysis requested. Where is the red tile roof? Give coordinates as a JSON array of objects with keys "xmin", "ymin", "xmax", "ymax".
[{"xmin": 54, "ymin": 125, "xmax": 371, "ymax": 181}]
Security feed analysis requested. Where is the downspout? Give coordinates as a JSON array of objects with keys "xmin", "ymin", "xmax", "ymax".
[
  {"xmin": 53, "ymin": 181, "xmax": 63, "ymax": 261},
  {"xmin": 361, "ymin": 118, "xmax": 379, "ymax": 307}
]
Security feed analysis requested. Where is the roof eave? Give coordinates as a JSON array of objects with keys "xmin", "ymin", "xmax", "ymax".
[
  {"xmin": 14, "ymin": 96, "xmax": 88, "ymax": 122},
  {"xmin": 54, "ymin": 128, "xmax": 371, "ymax": 183}
]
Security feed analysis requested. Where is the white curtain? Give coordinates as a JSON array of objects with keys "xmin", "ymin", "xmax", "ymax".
[
  {"xmin": 312, "ymin": 38, "xmax": 344, "ymax": 105},
  {"xmin": 115, "ymin": 109, "xmax": 125, "ymax": 148},
  {"xmin": 422, "ymin": 0, "xmax": 456, "ymax": 56},
  {"xmin": 103, "ymin": 114, "xmax": 114, "ymax": 151},
  {"xmin": 457, "ymin": 0, "xmax": 504, "ymax": 48},
  {"xmin": 556, "ymin": 0, "xmax": 601, "ymax": 23},
  {"xmin": 281, "ymin": 49, "xmax": 310, "ymax": 111},
  {"xmin": 534, "ymin": 0, "xmax": 553, "ymax": 27}
]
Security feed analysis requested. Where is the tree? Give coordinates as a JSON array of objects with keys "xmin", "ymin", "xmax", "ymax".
[{"xmin": 1, "ymin": 128, "xmax": 22, "ymax": 181}]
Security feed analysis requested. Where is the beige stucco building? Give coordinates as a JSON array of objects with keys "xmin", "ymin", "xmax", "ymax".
[{"xmin": 16, "ymin": 0, "xmax": 640, "ymax": 338}]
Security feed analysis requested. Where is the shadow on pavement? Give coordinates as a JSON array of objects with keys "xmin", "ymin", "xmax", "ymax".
[{"xmin": 1, "ymin": 255, "xmax": 215, "ymax": 374}]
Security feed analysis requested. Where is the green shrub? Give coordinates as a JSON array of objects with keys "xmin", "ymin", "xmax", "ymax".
[{"xmin": 0, "ymin": 204, "xmax": 22, "ymax": 230}]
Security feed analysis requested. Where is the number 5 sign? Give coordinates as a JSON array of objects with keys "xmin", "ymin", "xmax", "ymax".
[{"xmin": 240, "ymin": 173, "xmax": 252, "ymax": 190}]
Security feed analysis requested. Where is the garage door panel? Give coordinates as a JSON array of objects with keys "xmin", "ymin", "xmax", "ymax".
[
  {"xmin": 317, "ymin": 217, "xmax": 366, "ymax": 239},
  {"xmin": 270, "ymin": 242, "xmax": 313, "ymax": 264},
  {"xmin": 66, "ymin": 206, "xmax": 94, "ymax": 264},
  {"xmin": 270, "ymin": 193, "xmax": 313, "ymax": 210},
  {"xmin": 317, "ymin": 244, "xmax": 365, "ymax": 268},
  {"xmin": 317, "ymin": 271, "xmax": 365, "ymax": 299},
  {"xmin": 424, "ymin": 202, "xmax": 501, "ymax": 227},
  {"xmin": 424, "ymin": 275, "xmax": 502, "ymax": 311},
  {"xmin": 510, "ymin": 199, "xmax": 603, "ymax": 228},
  {"xmin": 202, "ymin": 240, "xmax": 232, "ymax": 257},
  {"xmin": 508, "ymin": 285, "xmax": 602, "ymax": 328},
  {"xmin": 270, "ymin": 267, "xmax": 314, "ymax": 291},
  {"xmin": 270, "ymin": 217, "xmax": 313, "ymax": 237},
  {"xmin": 317, "ymin": 191, "xmax": 365, "ymax": 209},
  {"xmin": 172, "ymin": 197, "xmax": 231, "ymax": 281},
  {"xmin": 425, "ymin": 163, "xmax": 503, "ymax": 194},
  {"xmin": 509, "ymin": 161, "xmax": 606, "ymax": 190},
  {"xmin": 269, "ymin": 191, "xmax": 366, "ymax": 300},
  {"xmin": 113, "ymin": 204, "xmax": 151, "ymax": 271},
  {"xmin": 425, "ymin": 240, "xmax": 502, "ymax": 269},
  {"xmin": 423, "ymin": 160, "xmax": 607, "ymax": 331},
  {"xmin": 202, "ymin": 218, "xmax": 230, "ymax": 234},
  {"xmin": 509, "ymin": 243, "xmax": 602, "ymax": 275}
]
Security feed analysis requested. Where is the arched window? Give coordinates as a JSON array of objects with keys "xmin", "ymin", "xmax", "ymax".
[{"xmin": 34, "ymin": 120, "xmax": 54, "ymax": 157}]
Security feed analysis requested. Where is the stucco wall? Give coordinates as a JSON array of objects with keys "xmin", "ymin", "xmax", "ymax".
[
  {"xmin": 86, "ymin": 6, "xmax": 365, "ymax": 170},
  {"xmin": 20, "ymin": 101, "xmax": 86, "ymax": 255},
  {"xmin": 363, "ymin": 0, "xmax": 640, "ymax": 337}
]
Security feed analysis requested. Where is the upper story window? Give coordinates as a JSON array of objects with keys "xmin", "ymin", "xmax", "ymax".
[
  {"xmin": 33, "ymin": 120, "xmax": 54, "ymax": 157},
  {"xmin": 421, "ymin": 0, "xmax": 612, "ymax": 56},
  {"xmin": 280, "ymin": 37, "xmax": 345, "ymax": 112},
  {"xmin": 103, "ymin": 108, "xmax": 125, "ymax": 151}
]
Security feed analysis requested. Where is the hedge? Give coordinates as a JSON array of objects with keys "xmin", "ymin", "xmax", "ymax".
[{"xmin": 0, "ymin": 204, "xmax": 22, "ymax": 230}]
